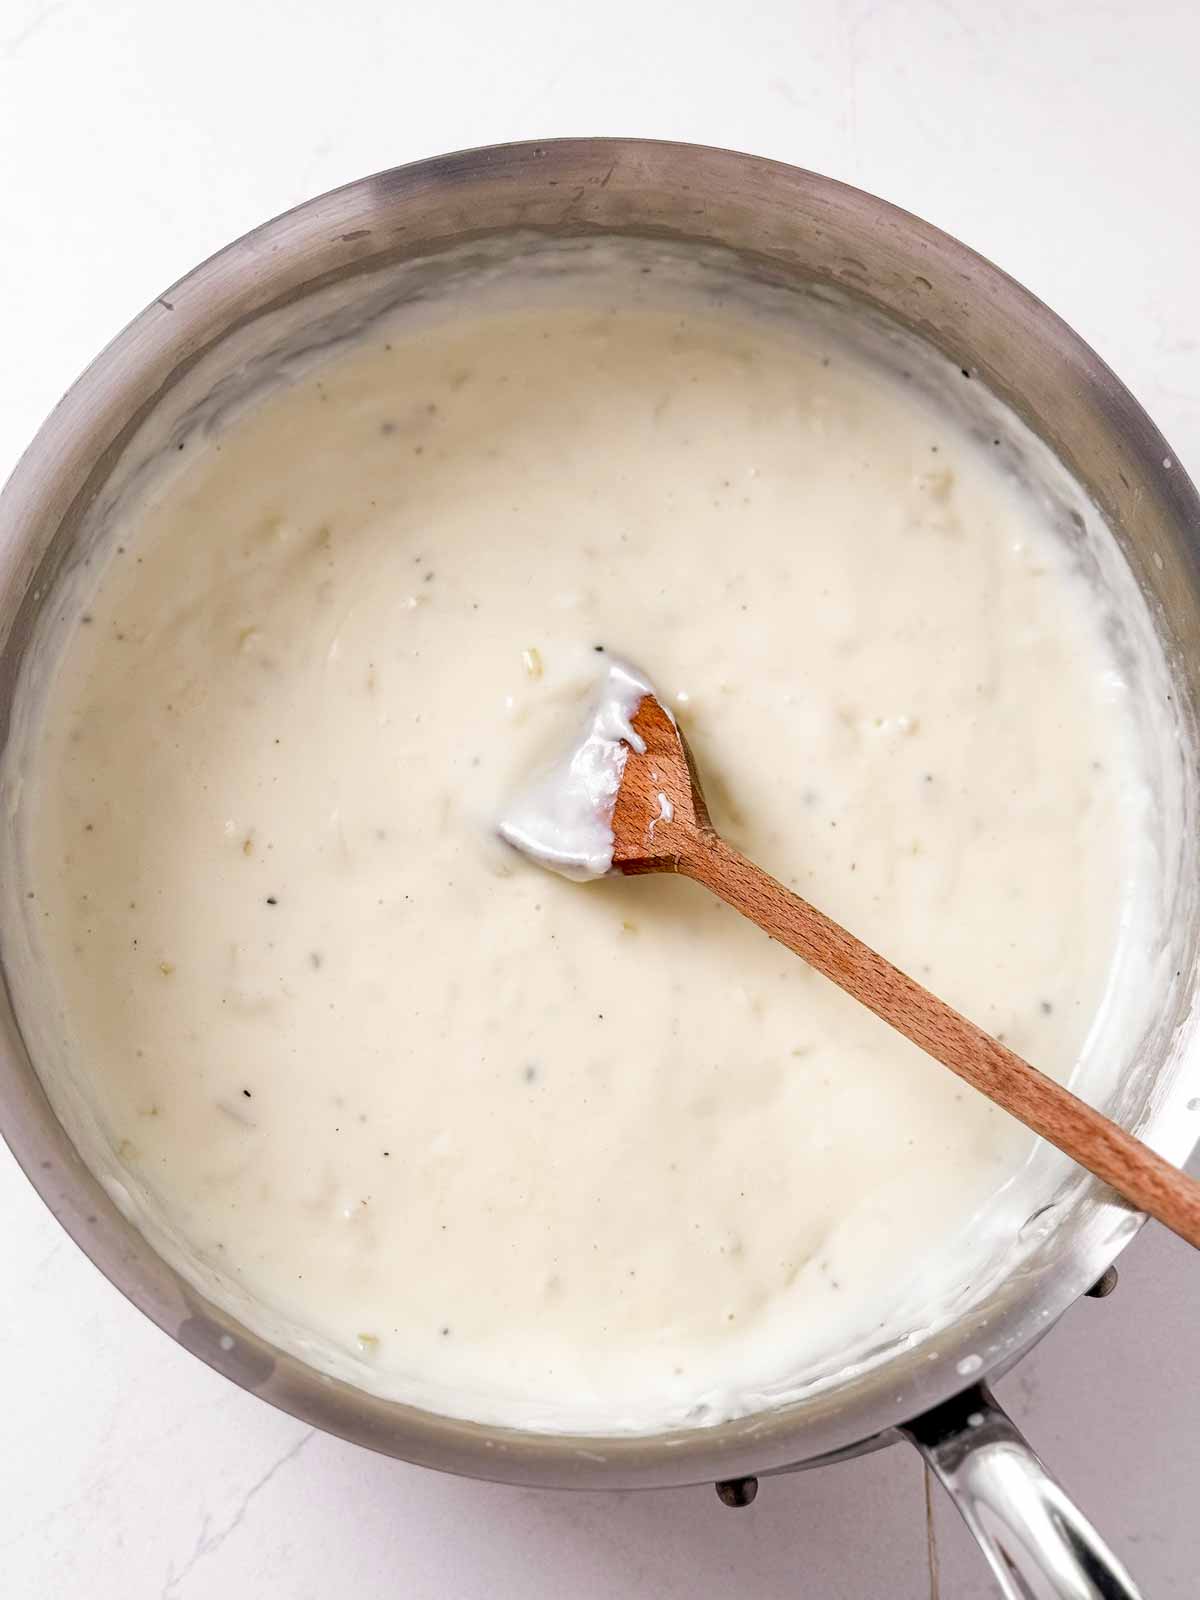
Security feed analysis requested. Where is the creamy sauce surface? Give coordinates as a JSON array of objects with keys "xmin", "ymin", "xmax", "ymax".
[{"xmin": 3, "ymin": 270, "xmax": 1164, "ymax": 1431}]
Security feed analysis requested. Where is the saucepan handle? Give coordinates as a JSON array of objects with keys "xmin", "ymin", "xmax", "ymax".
[{"xmin": 900, "ymin": 1382, "xmax": 1141, "ymax": 1600}]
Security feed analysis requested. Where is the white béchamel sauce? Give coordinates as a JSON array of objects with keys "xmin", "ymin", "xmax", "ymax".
[
  {"xmin": 499, "ymin": 657, "xmax": 655, "ymax": 880},
  {"xmin": 1, "ymin": 253, "xmax": 1173, "ymax": 1432}
]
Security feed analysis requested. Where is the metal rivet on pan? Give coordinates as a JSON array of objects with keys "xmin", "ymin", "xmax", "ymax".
[
  {"xmin": 1085, "ymin": 1265, "xmax": 1119, "ymax": 1298},
  {"xmin": 715, "ymin": 1476, "xmax": 759, "ymax": 1507}
]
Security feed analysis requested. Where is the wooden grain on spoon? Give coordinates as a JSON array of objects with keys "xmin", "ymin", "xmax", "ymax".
[{"xmin": 611, "ymin": 693, "xmax": 1200, "ymax": 1251}]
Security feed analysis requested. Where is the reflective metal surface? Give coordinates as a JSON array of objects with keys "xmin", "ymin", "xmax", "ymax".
[
  {"xmin": 0, "ymin": 141, "xmax": 1197, "ymax": 1591},
  {"xmin": 905, "ymin": 1385, "xmax": 1142, "ymax": 1600}
]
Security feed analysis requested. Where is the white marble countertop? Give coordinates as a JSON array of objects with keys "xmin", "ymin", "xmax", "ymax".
[{"xmin": 2, "ymin": 1, "xmax": 1198, "ymax": 1594}]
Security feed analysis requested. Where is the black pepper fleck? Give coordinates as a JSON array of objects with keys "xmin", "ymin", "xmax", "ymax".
[{"xmin": 266, "ymin": 896, "xmax": 278, "ymax": 906}]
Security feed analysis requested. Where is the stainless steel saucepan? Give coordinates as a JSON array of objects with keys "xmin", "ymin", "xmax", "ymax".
[{"xmin": 2, "ymin": 140, "xmax": 1197, "ymax": 1600}]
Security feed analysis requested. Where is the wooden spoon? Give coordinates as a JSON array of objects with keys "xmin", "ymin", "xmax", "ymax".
[{"xmin": 611, "ymin": 693, "xmax": 1200, "ymax": 1250}]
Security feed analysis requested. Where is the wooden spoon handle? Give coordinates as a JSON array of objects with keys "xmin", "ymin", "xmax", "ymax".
[{"xmin": 683, "ymin": 832, "xmax": 1200, "ymax": 1249}]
